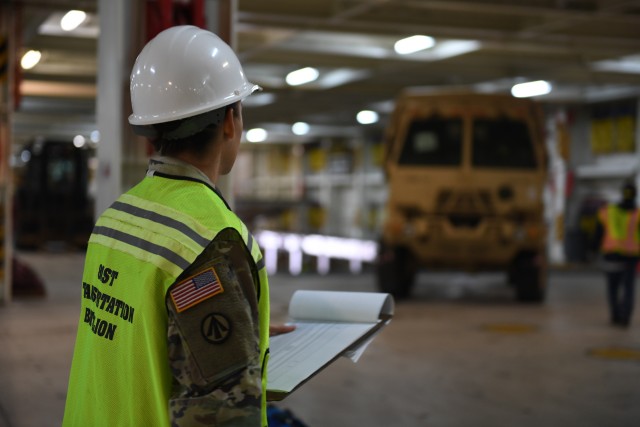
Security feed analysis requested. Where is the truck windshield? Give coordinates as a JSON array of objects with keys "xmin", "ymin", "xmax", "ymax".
[
  {"xmin": 472, "ymin": 117, "xmax": 537, "ymax": 169},
  {"xmin": 398, "ymin": 117, "xmax": 463, "ymax": 166}
]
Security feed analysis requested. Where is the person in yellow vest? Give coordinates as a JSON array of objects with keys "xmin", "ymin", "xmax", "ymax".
[
  {"xmin": 63, "ymin": 26, "xmax": 293, "ymax": 426},
  {"xmin": 596, "ymin": 180, "xmax": 640, "ymax": 328}
]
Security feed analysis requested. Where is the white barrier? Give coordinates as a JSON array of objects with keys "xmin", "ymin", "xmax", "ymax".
[{"xmin": 254, "ymin": 230, "xmax": 379, "ymax": 275}]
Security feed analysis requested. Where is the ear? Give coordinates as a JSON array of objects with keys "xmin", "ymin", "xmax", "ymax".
[{"xmin": 222, "ymin": 107, "xmax": 236, "ymax": 141}]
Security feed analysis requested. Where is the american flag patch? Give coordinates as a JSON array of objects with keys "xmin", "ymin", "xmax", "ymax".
[{"xmin": 170, "ymin": 268, "xmax": 223, "ymax": 313}]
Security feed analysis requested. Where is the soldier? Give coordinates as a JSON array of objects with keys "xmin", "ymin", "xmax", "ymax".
[{"xmin": 63, "ymin": 25, "xmax": 293, "ymax": 426}]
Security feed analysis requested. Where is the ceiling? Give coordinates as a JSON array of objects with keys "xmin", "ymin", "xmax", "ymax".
[{"xmin": 10, "ymin": 0, "xmax": 640, "ymax": 147}]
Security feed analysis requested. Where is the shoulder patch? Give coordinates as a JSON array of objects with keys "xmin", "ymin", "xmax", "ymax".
[
  {"xmin": 170, "ymin": 267, "xmax": 224, "ymax": 313},
  {"xmin": 201, "ymin": 312, "xmax": 232, "ymax": 344}
]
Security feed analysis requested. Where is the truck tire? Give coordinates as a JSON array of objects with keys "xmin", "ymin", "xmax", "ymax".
[
  {"xmin": 376, "ymin": 243, "xmax": 416, "ymax": 298},
  {"xmin": 510, "ymin": 253, "xmax": 546, "ymax": 303}
]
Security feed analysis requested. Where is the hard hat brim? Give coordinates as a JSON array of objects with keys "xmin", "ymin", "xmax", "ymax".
[{"xmin": 129, "ymin": 83, "xmax": 261, "ymax": 126}]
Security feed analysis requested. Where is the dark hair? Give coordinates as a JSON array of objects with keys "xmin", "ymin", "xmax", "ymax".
[
  {"xmin": 622, "ymin": 180, "xmax": 637, "ymax": 200},
  {"xmin": 150, "ymin": 102, "xmax": 239, "ymax": 157}
]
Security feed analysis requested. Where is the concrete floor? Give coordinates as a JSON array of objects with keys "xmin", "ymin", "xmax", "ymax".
[{"xmin": 1, "ymin": 251, "xmax": 639, "ymax": 427}]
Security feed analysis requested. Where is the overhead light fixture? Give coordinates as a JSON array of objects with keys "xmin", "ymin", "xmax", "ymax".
[
  {"xmin": 292, "ymin": 122, "xmax": 310, "ymax": 136},
  {"xmin": 591, "ymin": 54, "xmax": 640, "ymax": 75},
  {"xmin": 20, "ymin": 150, "xmax": 31, "ymax": 163},
  {"xmin": 60, "ymin": 10, "xmax": 87, "ymax": 32},
  {"xmin": 242, "ymin": 93, "xmax": 276, "ymax": 107},
  {"xmin": 73, "ymin": 135, "xmax": 86, "ymax": 148},
  {"xmin": 394, "ymin": 35, "xmax": 435, "ymax": 55},
  {"xmin": 357, "ymin": 110, "xmax": 379, "ymax": 125},
  {"xmin": 315, "ymin": 69, "xmax": 371, "ymax": 89},
  {"xmin": 246, "ymin": 128, "xmax": 268, "ymax": 143},
  {"xmin": 20, "ymin": 50, "xmax": 41, "ymax": 70},
  {"xmin": 511, "ymin": 80, "xmax": 552, "ymax": 98},
  {"xmin": 286, "ymin": 67, "xmax": 319, "ymax": 86}
]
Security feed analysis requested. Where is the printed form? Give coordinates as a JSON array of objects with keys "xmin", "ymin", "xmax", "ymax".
[{"xmin": 267, "ymin": 290, "xmax": 394, "ymax": 399}]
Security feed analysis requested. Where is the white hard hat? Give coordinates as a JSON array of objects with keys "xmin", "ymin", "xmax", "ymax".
[{"xmin": 128, "ymin": 25, "xmax": 260, "ymax": 126}]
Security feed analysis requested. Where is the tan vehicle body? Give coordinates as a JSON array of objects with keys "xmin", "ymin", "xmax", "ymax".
[{"xmin": 378, "ymin": 92, "xmax": 548, "ymax": 301}]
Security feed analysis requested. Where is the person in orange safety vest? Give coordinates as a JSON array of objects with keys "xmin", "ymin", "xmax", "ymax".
[{"xmin": 596, "ymin": 180, "xmax": 640, "ymax": 328}]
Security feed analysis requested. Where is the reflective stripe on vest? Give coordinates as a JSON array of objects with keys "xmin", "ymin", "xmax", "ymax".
[
  {"xmin": 240, "ymin": 221, "xmax": 266, "ymax": 270},
  {"xmin": 93, "ymin": 193, "xmax": 218, "ymax": 276},
  {"xmin": 599, "ymin": 205, "xmax": 640, "ymax": 256},
  {"xmin": 66, "ymin": 175, "xmax": 270, "ymax": 427}
]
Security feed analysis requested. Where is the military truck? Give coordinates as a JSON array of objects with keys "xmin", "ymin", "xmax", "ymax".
[{"xmin": 377, "ymin": 91, "xmax": 548, "ymax": 302}]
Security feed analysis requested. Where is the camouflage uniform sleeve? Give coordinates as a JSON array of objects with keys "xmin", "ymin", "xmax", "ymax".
[{"xmin": 166, "ymin": 228, "xmax": 262, "ymax": 427}]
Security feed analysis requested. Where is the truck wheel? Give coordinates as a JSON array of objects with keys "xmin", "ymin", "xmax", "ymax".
[
  {"xmin": 376, "ymin": 244, "xmax": 416, "ymax": 298},
  {"xmin": 510, "ymin": 253, "xmax": 546, "ymax": 303}
]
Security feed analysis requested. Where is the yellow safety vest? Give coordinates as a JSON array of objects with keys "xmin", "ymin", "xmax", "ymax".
[
  {"xmin": 63, "ymin": 172, "xmax": 270, "ymax": 426},
  {"xmin": 598, "ymin": 204, "xmax": 640, "ymax": 256}
]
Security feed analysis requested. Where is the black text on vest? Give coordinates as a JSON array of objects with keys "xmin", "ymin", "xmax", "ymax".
[{"xmin": 98, "ymin": 264, "xmax": 119, "ymax": 286}]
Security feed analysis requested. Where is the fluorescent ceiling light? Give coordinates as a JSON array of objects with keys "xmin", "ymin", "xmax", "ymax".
[
  {"xmin": 511, "ymin": 80, "xmax": 552, "ymax": 98},
  {"xmin": 245, "ymin": 122, "xmax": 361, "ymax": 140},
  {"xmin": 73, "ymin": 135, "xmax": 86, "ymax": 148},
  {"xmin": 591, "ymin": 54, "xmax": 640, "ymax": 75},
  {"xmin": 242, "ymin": 93, "xmax": 276, "ymax": 107},
  {"xmin": 60, "ymin": 10, "xmax": 87, "ymax": 32},
  {"xmin": 274, "ymin": 30, "xmax": 477, "ymax": 62},
  {"xmin": 39, "ymin": 12, "xmax": 98, "ymax": 37},
  {"xmin": 272, "ymin": 30, "xmax": 389, "ymax": 59},
  {"xmin": 286, "ymin": 67, "xmax": 319, "ymax": 86},
  {"xmin": 246, "ymin": 128, "xmax": 268, "ymax": 143},
  {"xmin": 428, "ymin": 40, "xmax": 480, "ymax": 60},
  {"xmin": 357, "ymin": 110, "xmax": 379, "ymax": 125},
  {"xmin": 394, "ymin": 35, "xmax": 435, "ymax": 55},
  {"xmin": 292, "ymin": 122, "xmax": 310, "ymax": 136},
  {"xmin": 21, "ymin": 50, "xmax": 41, "ymax": 70},
  {"xmin": 316, "ymin": 68, "xmax": 370, "ymax": 89}
]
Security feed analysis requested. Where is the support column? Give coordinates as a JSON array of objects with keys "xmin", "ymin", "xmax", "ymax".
[
  {"xmin": 95, "ymin": 0, "xmax": 134, "ymax": 219},
  {"xmin": 0, "ymin": 5, "xmax": 15, "ymax": 304},
  {"xmin": 635, "ymin": 97, "xmax": 640, "ymax": 194},
  {"xmin": 206, "ymin": 0, "xmax": 236, "ymax": 207},
  {"xmin": 546, "ymin": 109, "xmax": 567, "ymax": 265}
]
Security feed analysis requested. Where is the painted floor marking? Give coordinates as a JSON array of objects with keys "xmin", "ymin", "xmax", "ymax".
[
  {"xmin": 587, "ymin": 347, "xmax": 640, "ymax": 361},
  {"xmin": 481, "ymin": 323, "xmax": 538, "ymax": 334}
]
